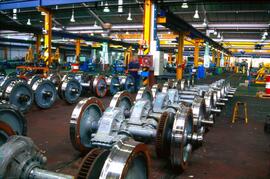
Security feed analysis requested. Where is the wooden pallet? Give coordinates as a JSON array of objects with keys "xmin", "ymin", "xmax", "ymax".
[{"xmin": 256, "ymin": 91, "xmax": 270, "ymax": 99}]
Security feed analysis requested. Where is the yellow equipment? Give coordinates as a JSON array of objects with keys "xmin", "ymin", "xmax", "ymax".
[
  {"xmin": 124, "ymin": 46, "xmax": 133, "ymax": 71},
  {"xmin": 255, "ymin": 63, "xmax": 270, "ymax": 84},
  {"xmin": 25, "ymin": 47, "xmax": 34, "ymax": 63},
  {"xmin": 232, "ymin": 101, "xmax": 248, "ymax": 124},
  {"xmin": 52, "ymin": 48, "xmax": 60, "ymax": 63}
]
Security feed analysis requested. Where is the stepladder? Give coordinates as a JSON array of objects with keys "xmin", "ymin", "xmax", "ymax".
[{"xmin": 232, "ymin": 101, "xmax": 248, "ymax": 124}]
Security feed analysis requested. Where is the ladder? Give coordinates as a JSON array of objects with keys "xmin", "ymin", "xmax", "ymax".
[{"xmin": 232, "ymin": 101, "xmax": 248, "ymax": 124}]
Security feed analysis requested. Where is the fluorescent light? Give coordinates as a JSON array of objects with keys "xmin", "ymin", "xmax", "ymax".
[
  {"xmin": 193, "ymin": 10, "xmax": 199, "ymax": 19},
  {"xmin": 181, "ymin": 3, "xmax": 188, "ymax": 8},
  {"xmin": 12, "ymin": 9, "xmax": 17, "ymax": 20},
  {"xmin": 118, "ymin": 0, "xmax": 123, "ymax": 13},
  {"xmin": 27, "ymin": 18, "xmax": 31, "ymax": 25},
  {"xmin": 103, "ymin": 1, "xmax": 110, "ymax": 13},
  {"xmin": 202, "ymin": 18, "xmax": 207, "ymax": 26},
  {"xmin": 70, "ymin": 9, "xmax": 75, "ymax": 22},
  {"xmin": 94, "ymin": 21, "xmax": 98, "ymax": 27},
  {"xmin": 127, "ymin": 9, "xmax": 133, "ymax": 21}
]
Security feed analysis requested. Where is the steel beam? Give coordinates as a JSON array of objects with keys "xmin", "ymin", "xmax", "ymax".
[
  {"xmin": 0, "ymin": 20, "xmax": 138, "ymax": 48},
  {"xmin": 159, "ymin": 7, "xmax": 231, "ymax": 55},
  {"xmin": 0, "ymin": 0, "xmax": 100, "ymax": 10}
]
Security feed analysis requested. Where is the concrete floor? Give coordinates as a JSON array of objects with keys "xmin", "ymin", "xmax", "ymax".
[{"xmin": 25, "ymin": 73, "xmax": 270, "ymax": 178}]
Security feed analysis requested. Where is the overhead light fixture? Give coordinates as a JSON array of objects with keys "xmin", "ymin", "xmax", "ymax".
[
  {"xmin": 127, "ymin": 8, "xmax": 133, "ymax": 21},
  {"xmin": 181, "ymin": 2, "xmax": 188, "ymax": 9},
  {"xmin": 70, "ymin": 9, "xmax": 75, "ymax": 23},
  {"xmin": 93, "ymin": 21, "xmax": 98, "ymax": 27},
  {"xmin": 118, "ymin": 0, "xmax": 123, "ymax": 13},
  {"xmin": 213, "ymin": 29, "xmax": 217, "ymax": 35},
  {"xmin": 27, "ymin": 18, "xmax": 31, "ymax": 25},
  {"xmin": 202, "ymin": 18, "xmax": 207, "ymax": 26},
  {"xmin": 193, "ymin": 5, "xmax": 199, "ymax": 19},
  {"xmin": 103, "ymin": 1, "xmax": 110, "ymax": 13},
  {"xmin": 217, "ymin": 32, "xmax": 221, "ymax": 38},
  {"xmin": 12, "ymin": 9, "xmax": 17, "ymax": 20}
]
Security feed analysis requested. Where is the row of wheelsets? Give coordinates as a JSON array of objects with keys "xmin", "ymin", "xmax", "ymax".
[{"xmin": 0, "ymin": 77, "xmax": 236, "ymax": 178}]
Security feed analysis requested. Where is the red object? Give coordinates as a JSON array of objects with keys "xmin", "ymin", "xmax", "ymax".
[
  {"xmin": 138, "ymin": 55, "xmax": 153, "ymax": 67},
  {"xmin": 71, "ymin": 63, "xmax": 79, "ymax": 72},
  {"xmin": 265, "ymin": 75, "xmax": 270, "ymax": 94}
]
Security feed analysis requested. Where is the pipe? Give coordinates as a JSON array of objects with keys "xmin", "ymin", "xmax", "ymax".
[
  {"xmin": 29, "ymin": 168, "xmax": 74, "ymax": 179},
  {"xmin": 211, "ymin": 108, "xmax": 221, "ymax": 113}
]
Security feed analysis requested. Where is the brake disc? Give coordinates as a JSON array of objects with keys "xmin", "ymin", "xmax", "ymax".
[
  {"xmin": 119, "ymin": 75, "xmax": 136, "ymax": 93},
  {"xmin": 3, "ymin": 81, "xmax": 33, "ymax": 113},
  {"xmin": 170, "ymin": 103, "xmax": 193, "ymax": 172},
  {"xmin": 27, "ymin": 75, "xmax": 41, "ymax": 87},
  {"xmin": 135, "ymin": 87, "xmax": 153, "ymax": 102},
  {"xmin": 0, "ymin": 121, "xmax": 15, "ymax": 146},
  {"xmin": 99, "ymin": 137, "xmax": 150, "ymax": 179},
  {"xmin": 59, "ymin": 78, "xmax": 82, "ymax": 104},
  {"xmin": 106, "ymin": 75, "xmax": 121, "ymax": 96},
  {"xmin": 32, "ymin": 79, "xmax": 57, "ymax": 109},
  {"xmin": 151, "ymin": 83, "xmax": 162, "ymax": 99},
  {"xmin": 0, "ymin": 104, "xmax": 26, "ymax": 136},
  {"xmin": 155, "ymin": 111, "xmax": 174, "ymax": 158},
  {"xmin": 110, "ymin": 91, "xmax": 134, "ymax": 117},
  {"xmin": 77, "ymin": 148, "xmax": 110, "ymax": 179},
  {"xmin": 91, "ymin": 75, "xmax": 107, "ymax": 98},
  {"xmin": 70, "ymin": 97, "xmax": 105, "ymax": 153}
]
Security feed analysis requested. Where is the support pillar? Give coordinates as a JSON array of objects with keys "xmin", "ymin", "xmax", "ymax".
[
  {"xmin": 75, "ymin": 39, "xmax": 81, "ymax": 63},
  {"xmin": 35, "ymin": 34, "xmax": 41, "ymax": 61},
  {"xmin": 176, "ymin": 32, "xmax": 184, "ymax": 80},
  {"xmin": 217, "ymin": 51, "xmax": 221, "ymax": 67},
  {"xmin": 212, "ymin": 49, "xmax": 216, "ymax": 64},
  {"xmin": 143, "ymin": 0, "xmax": 152, "ymax": 55},
  {"xmin": 37, "ymin": 7, "xmax": 52, "ymax": 67},
  {"xmin": 204, "ymin": 42, "xmax": 210, "ymax": 68},
  {"xmin": 3, "ymin": 47, "xmax": 8, "ymax": 60},
  {"xmin": 194, "ymin": 39, "xmax": 200, "ymax": 68}
]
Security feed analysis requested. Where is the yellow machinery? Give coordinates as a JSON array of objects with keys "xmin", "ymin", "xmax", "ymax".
[
  {"xmin": 255, "ymin": 63, "xmax": 270, "ymax": 84},
  {"xmin": 124, "ymin": 46, "xmax": 133, "ymax": 71},
  {"xmin": 25, "ymin": 47, "xmax": 34, "ymax": 63},
  {"xmin": 52, "ymin": 48, "xmax": 60, "ymax": 63}
]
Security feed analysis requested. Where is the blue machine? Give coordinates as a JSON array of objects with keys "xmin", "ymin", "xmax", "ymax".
[
  {"xmin": 197, "ymin": 65, "xmax": 206, "ymax": 79},
  {"xmin": 112, "ymin": 60, "xmax": 125, "ymax": 74}
]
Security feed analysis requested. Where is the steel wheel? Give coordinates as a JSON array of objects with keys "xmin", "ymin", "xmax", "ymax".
[{"xmin": 70, "ymin": 97, "xmax": 104, "ymax": 153}]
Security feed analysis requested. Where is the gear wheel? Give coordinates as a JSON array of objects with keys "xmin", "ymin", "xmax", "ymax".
[
  {"xmin": 77, "ymin": 148, "xmax": 109, "ymax": 179},
  {"xmin": 155, "ymin": 112, "xmax": 174, "ymax": 158}
]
